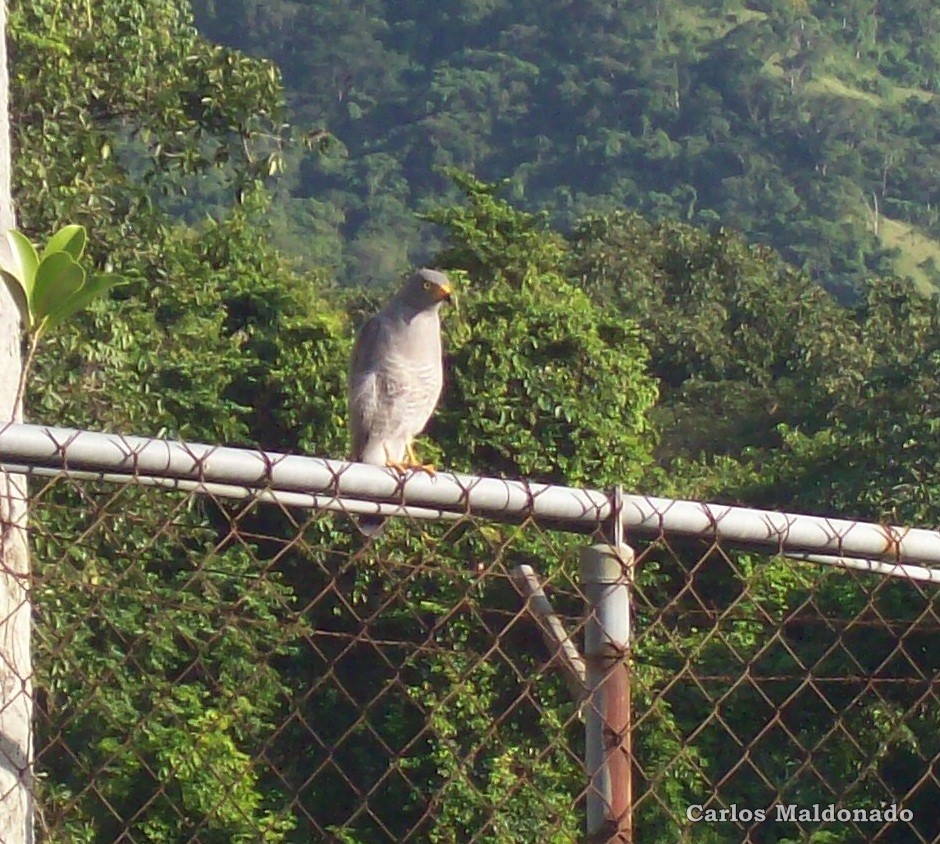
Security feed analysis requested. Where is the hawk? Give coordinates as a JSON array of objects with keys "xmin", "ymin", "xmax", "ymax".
[{"xmin": 348, "ymin": 268, "xmax": 453, "ymax": 534}]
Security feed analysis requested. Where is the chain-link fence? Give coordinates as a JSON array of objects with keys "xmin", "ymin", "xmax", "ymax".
[{"xmin": 1, "ymin": 424, "xmax": 939, "ymax": 843}]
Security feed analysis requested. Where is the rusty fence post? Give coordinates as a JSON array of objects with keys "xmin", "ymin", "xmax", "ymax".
[{"xmin": 580, "ymin": 543, "xmax": 633, "ymax": 843}]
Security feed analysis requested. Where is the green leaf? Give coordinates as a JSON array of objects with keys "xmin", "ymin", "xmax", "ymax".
[
  {"xmin": 1, "ymin": 230, "xmax": 40, "ymax": 293},
  {"xmin": 41, "ymin": 224, "xmax": 87, "ymax": 262},
  {"xmin": 32, "ymin": 252, "xmax": 86, "ymax": 326},
  {"xmin": 45, "ymin": 272, "xmax": 126, "ymax": 329},
  {"xmin": 0, "ymin": 268, "xmax": 31, "ymax": 330}
]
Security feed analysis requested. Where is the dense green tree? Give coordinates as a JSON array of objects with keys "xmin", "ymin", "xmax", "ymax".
[
  {"xmin": 189, "ymin": 0, "xmax": 940, "ymax": 297},
  {"xmin": 26, "ymin": 194, "xmax": 353, "ymax": 841},
  {"xmin": 568, "ymin": 202, "xmax": 940, "ymax": 842},
  {"xmin": 9, "ymin": 0, "xmax": 940, "ymax": 839},
  {"xmin": 752, "ymin": 275, "xmax": 940, "ymax": 526},
  {"xmin": 10, "ymin": 0, "xmax": 285, "ymax": 244},
  {"xmin": 568, "ymin": 211, "xmax": 860, "ymax": 465},
  {"xmin": 8, "ymin": 1, "xmax": 347, "ymax": 839},
  {"xmin": 428, "ymin": 171, "xmax": 657, "ymax": 487}
]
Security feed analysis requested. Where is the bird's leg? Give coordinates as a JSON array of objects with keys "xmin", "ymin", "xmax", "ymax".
[
  {"xmin": 384, "ymin": 445, "xmax": 411, "ymax": 475},
  {"xmin": 405, "ymin": 441, "xmax": 436, "ymax": 475},
  {"xmin": 382, "ymin": 444, "xmax": 436, "ymax": 475}
]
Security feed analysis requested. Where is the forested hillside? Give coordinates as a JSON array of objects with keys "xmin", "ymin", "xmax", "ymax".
[
  {"xmin": 6, "ymin": 0, "xmax": 940, "ymax": 841},
  {"xmin": 189, "ymin": 0, "xmax": 940, "ymax": 297}
]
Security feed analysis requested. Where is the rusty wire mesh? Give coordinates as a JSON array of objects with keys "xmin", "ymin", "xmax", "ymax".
[{"xmin": 0, "ymin": 442, "xmax": 938, "ymax": 842}]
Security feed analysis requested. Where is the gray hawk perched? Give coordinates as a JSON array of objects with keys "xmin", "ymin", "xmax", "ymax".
[{"xmin": 348, "ymin": 268, "xmax": 453, "ymax": 534}]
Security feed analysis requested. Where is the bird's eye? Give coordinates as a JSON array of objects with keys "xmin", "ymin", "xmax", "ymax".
[{"xmin": 423, "ymin": 280, "xmax": 433, "ymax": 290}]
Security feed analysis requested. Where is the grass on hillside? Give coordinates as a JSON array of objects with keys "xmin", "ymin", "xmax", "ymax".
[{"xmin": 878, "ymin": 216, "xmax": 940, "ymax": 294}]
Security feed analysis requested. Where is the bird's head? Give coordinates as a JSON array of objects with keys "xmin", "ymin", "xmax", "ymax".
[{"xmin": 397, "ymin": 268, "xmax": 453, "ymax": 310}]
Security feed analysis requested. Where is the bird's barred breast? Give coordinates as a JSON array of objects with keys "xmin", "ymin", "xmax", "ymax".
[{"xmin": 376, "ymin": 355, "xmax": 442, "ymax": 428}]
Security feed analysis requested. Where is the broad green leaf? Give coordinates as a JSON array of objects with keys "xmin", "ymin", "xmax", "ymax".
[
  {"xmin": 41, "ymin": 224, "xmax": 87, "ymax": 262},
  {"xmin": 32, "ymin": 252, "xmax": 86, "ymax": 326},
  {"xmin": 1, "ymin": 230, "xmax": 39, "ymax": 293},
  {"xmin": 0, "ymin": 268, "xmax": 32, "ymax": 330},
  {"xmin": 45, "ymin": 272, "xmax": 126, "ymax": 329}
]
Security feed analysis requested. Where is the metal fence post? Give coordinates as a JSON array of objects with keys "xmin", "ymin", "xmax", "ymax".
[{"xmin": 580, "ymin": 543, "xmax": 633, "ymax": 843}]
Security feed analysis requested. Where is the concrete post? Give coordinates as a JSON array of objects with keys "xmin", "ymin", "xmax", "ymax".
[{"xmin": 0, "ymin": 0, "xmax": 33, "ymax": 839}]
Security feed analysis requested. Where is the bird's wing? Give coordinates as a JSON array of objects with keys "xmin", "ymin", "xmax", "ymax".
[{"xmin": 348, "ymin": 314, "xmax": 385, "ymax": 460}]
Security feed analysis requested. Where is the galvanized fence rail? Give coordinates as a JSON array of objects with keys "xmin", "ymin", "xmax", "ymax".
[{"xmin": 1, "ymin": 423, "xmax": 939, "ymax": 843}]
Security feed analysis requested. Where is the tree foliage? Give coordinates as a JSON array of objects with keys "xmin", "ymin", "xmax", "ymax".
[
  {"xmin": 426, "ymin": 172, "xmax": 656, "ymax": 487},
  {"xmin": 190, "ymin": 0, "xmax": 940, "ymax": 297},
  {"xmin": 7, "ymin": 0, "xmax": 940, "ymax": 841},
  {"xmin": 9, "ymin": 2, "xmax": 345, "ymax": 838}
]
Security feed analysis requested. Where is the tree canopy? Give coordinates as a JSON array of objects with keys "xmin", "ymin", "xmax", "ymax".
[
  {"xmin": 189, "ymin": 0, "xmax": 940, "ymax": 299},
  {"xmin": 6, "ymin": 0, "xmax": 940, "ymax": 841}
]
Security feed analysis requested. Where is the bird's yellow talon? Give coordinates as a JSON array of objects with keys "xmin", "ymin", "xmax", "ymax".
[{"xmin": 385, "ymin": 459, "xmax": 436, "ymax": 475}]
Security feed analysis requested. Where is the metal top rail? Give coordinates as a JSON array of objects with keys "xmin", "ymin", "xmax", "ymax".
[{"xmin": 1, "ymin": 423, "xmax": 939, "ymax": 582}]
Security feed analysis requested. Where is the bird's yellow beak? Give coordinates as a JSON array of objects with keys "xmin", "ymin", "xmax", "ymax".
[{"xmin": 435, "ymin": 282, "xmax": 453, "ymax": 302}]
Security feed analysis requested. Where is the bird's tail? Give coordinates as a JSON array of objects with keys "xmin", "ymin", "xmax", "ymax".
[{"xmin": 355, "ymin": 515, "xmax": 386, "ymax": 538}]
